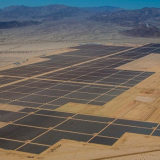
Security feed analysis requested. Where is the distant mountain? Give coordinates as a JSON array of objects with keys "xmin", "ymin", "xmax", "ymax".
[
  {"xmin": 0, "ymin": 5, "xmax": 81, "ymax": 19},
  {"xmin": 82, "ymin": 6, "xmax": 120, "ymax": 13},
  {"xmin": 1, "ymin": 4, "xmax": 160, "ymax": 34},
  {"xmin": 43, "ymin": 7, "xmax": 82, "ymax": 21},
  {"xmin": 0, "ymin": 4, "xmax": 122, "ymax": 29},
  {"xmin": 91, "ymin": 7, "xmax": 160, "ymax": 27},
  {"xmin": 0, "ymin": 21, "xmax": 41, "ymax": 29},
  {"xmin": 121, "ymin": 23, "xmax": 160, "ymax": 38},
  {"xmin": 0, "ymin": 4, "xmax": 119, "ymax": 20}
]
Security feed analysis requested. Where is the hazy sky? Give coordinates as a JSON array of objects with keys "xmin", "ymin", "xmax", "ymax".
[{"xmin": 0, "ymin": 0, "xmax": 160, "ymax": 9}]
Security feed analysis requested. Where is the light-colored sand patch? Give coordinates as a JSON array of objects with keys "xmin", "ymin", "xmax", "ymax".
[
  {"xmin": 55, "ymin": 102, "xmax": 103, "ymax": 115},
  {"xmin": 0, "ymin": 150, "xmax": 34, "ymax": 160},
  {"xmin": 110, "ymin": 151, "xmax": 160, "ymax": 160},
  {"xmin": 135, "ymin": 96, "xmax": 155, "ymax": 103},
  {"xmin": 0, "ymin": 104, "xmax": 24, "ymax": 112},
  {"xmin": 120, "ymin": 102, "xmax": 154, "ymax": 120},
  {"xmin": 117, "ymin": 54, "xmax": 160, "ymax": 72},
  {"xmin": 148, "ymin": 108, "xmax": 160, "ymax": 122},
  {"xmin": 0, "ymin": 122, "xmax": 8, "ymax": 128},
  {"xmin": 78, "ymin": 105, "xmax": 104, "ymax": 116},
  {"xmin": 55, "ymin": 103, "xmax": 88, "ymax": 113}
]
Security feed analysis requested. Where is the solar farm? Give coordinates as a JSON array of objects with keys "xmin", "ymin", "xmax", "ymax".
[{"xmin": 0, "ymin": 43, "xmax": 160, "ymax": 157}]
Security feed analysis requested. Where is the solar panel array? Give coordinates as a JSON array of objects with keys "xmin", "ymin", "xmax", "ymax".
[{"xmin": 0, "ymin": 43, "xmax": 160, "ymax": 154}]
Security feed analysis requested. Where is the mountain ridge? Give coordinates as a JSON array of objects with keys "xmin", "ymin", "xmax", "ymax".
[
  {"xmin": 0, "ymin": 4, "xmax": 160, "ymax": 39},
  {"xmin": 91, "ymin": 7, "xmax": 160, "ymax": 27},
  {"xmin": 0, "ymin": 4, "xmax": 118, "ymax": 19},
  {"xmin": 0, "ymin": 20, "xmax": 41, "ymax": 29},
  {"xmin": 121, "ymin": 23, "xmax": 160, "ymax": 37}
]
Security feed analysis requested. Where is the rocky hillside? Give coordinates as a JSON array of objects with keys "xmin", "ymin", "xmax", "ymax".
[
  {"xmin": 0, "ymin": 5, "xmax": 120, "ymax": 29},
  {"xmin": 0, "ymin": 5, "xmax": 118, "ymax": 20},
  {"xmin": 91, "ymin": 7, "xmax": 160, "ymax": 27},
  {"xmin": 1, "ymin": 4, "xmax": 160, "ymax": 34},
  {"xmin": 82, "ymin": 6, "xmax": 120, "ymax": 13},
  {"xmin": 0, "ymin": 21, "xmax": 41, "ymax": 29},
  {"xmin": 121, "ymin": 23, "xmax": 160, "ymax": 38},
  {"xmin": 0, "ymin": 5, "xmax": 81, "ymax": 19}
]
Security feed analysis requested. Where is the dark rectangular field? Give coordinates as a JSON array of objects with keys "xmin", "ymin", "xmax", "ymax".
[
  {"xmin": 15, "ymin": 114, "xmax": 66, "ymax": 128},
  {"xmin": 33, "ymin": 130, "xmax": 92, "ymax": 145},
  {"xmin": 114, "ymin": 119, "xmax": 158, "ymax": 128},
  {"xmin": 73, "ymin": 114, "xmax": 115, "ymax": 123},
  {"xmin": 17, "ymin": 143, "xmax": 49, "ymax": 154},
  {"xmin": 19, "ymin": 95, "xmax": 57, "ymax": 104},
  {"xmin": 9, "ymin": 101, "xmax": 41, "ymax": 108},
  {"xmin": 0, "ymin": 112, "xmax": 26, "ymax": 122},
  {"xmin": 99, "ymin": 124, "xmax": 153, "ymax": 138},
  {"xmin": 89, "ymin": 136, "xmax": 117, "ymax": 146},
  {"xmin": 36, "ymin": 110, "xmax": 74, "ymax": 118},
  {"xmin": 0, "ymin": 139, "xmax": 24, "ymax": 150},
  {"xmin": 0, "ymin": 124, "xmax": 47, "ymax": 141},
  {"xmin": 55, "ymin": 119, "xmax": 107, "ymax": 134},
  {"xmin": 152, "ymin": 130, "xmax": 160, "ymax": 137}
]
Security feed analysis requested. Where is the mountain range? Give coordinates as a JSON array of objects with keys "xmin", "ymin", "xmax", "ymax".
[
  {"xmin": 0, "ymin": 20, "xmax": 41, "ymax": 29},
  {"xmin": 121, "ymin": 23, "xmax": 160, "ymax": 38},
  {"xmin": 91, "ymin": 7, "xmax": 160, "ymax": 27},
  {"xmin": 0, "ymin": 5, "xmax": 160, "ymax": 38},
  {"xmin": 0, "ymin": 5, "xmax": 119, "ymax": 19},
  {"xmin": 1, "ymin": 5, "xmax": 159, "ymax": 24}
]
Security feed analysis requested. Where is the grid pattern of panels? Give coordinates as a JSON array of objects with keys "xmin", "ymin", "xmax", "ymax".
[
  {"xmin": 61, "ymin": 45, "xmax": 132, "ymax": 57},
  {"xmin": 0, "ymin": 77, "xmax": 22, "ymax": 86},
  {"xmin": 0, "ymin": 43, "xmax": 160, "ymax": 154},
  {"xmin": 0, "ymin": 79, "xmax": 131, "ymax": 108},
  {"xmin": 38, "ymin": 47, "xmax": 155, "ymax": 87},
  {"xmin": 0, "ymin": 55, "xmax": 92, "ymax": 77},
  {"xmin": 110, "ymin": 45, "xmax": 160, "ymax": 60},
  {"xmin": 0, "ymin": 110, "xmax": 159, "ymax": 154},
  {"xmin": 0, "ymin": 45, "xmax": 130, "ymax": 78}
]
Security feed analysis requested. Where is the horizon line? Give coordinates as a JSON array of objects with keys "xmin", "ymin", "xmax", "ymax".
[{"xmin": 0, "ymin": 4, "xmax": 159, "ymax": 10}]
